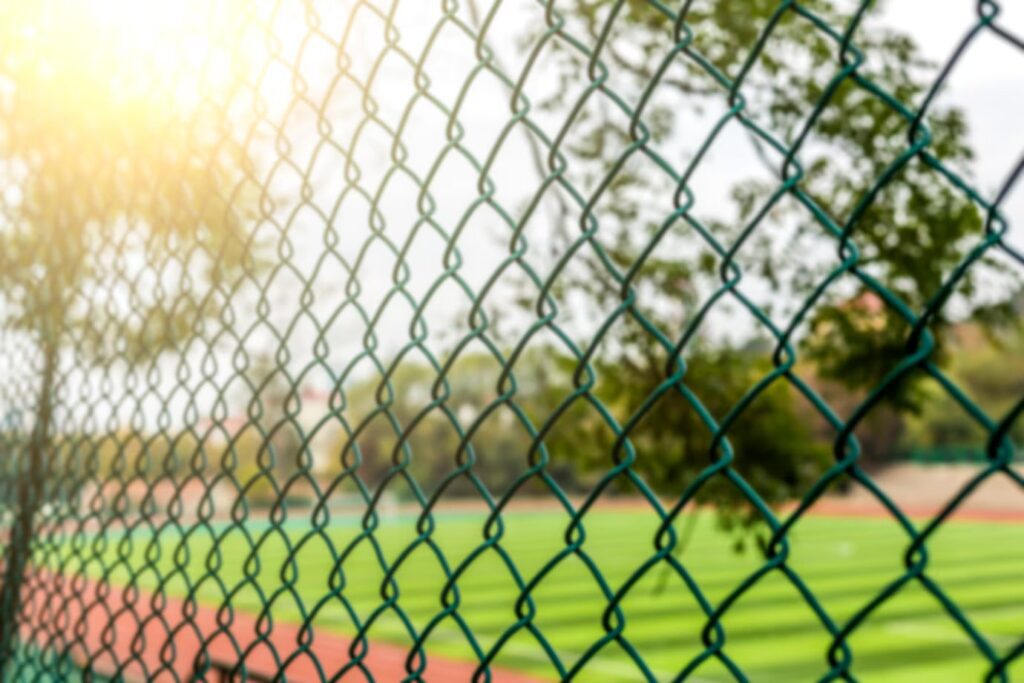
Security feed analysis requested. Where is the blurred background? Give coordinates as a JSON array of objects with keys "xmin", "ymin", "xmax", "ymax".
[{"xmin": 0, "ymin": 1, "xmax": 1021, "ymax": 681}]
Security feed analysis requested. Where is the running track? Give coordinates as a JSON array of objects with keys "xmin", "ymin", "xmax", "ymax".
[{"xmin": 15, "ymin": 571, "xmax": 542, "ymax": 682}]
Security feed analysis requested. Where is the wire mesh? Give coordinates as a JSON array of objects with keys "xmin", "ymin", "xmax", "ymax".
[{"xmin": 0, "ymin": 0, "xmax": 1021, "ymax": 681}]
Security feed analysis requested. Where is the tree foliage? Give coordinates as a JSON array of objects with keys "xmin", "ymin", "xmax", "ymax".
[
  {"xmin": 504, "ymin": 0, "xmax": 1010, "ymax": 517},
  {"xmin": 0, "ymin": 3, "xmax": 257, "ymax": 362},
  {"xmin": 0, "ymin": 3, "xmax": 259, "ymax": 659}
]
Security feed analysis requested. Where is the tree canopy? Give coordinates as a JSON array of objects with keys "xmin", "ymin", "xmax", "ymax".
[{"xmin": 494, "ymin": 0, "xmax": 1015, "ymax": 523}]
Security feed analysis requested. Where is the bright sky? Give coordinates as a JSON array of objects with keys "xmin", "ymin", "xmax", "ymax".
[{"xmin": 886, "ymin": 0, "xmax": 1024, "ymax": 235}]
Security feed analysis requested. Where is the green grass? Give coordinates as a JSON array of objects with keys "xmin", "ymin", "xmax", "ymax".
[{"xmin": 60, "ymin": 508, "xmax": 1023, "ymax": 681}]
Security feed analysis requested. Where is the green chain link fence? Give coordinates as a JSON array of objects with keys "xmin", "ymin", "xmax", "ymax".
[{"xmin": 0, "ymin": 0, "xmax": 1021, "ymax": 681}]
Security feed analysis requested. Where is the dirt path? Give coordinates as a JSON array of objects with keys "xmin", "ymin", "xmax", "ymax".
[{"xmin": 814, "ymin": 463, "xmax": 1024, "ymax": 521}]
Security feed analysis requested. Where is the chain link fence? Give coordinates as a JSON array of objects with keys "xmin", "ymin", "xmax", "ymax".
[{"xmin": 0, "ymin": 0, "xmax": 1022, "ymax": 681}]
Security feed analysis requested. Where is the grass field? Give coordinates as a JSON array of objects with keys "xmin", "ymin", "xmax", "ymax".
[{"xmin": 70, "ymin": 507, "xmax": 1023, "ymax": 681}]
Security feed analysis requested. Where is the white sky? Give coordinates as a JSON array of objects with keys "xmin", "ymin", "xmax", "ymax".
[{"xmin": 886, "ymin": 0, "xmax": 1024, "ymax": 230}]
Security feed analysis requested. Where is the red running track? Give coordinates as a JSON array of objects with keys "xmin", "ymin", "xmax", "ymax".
[{"xmin": 15, "ymin": 571, "xmax": 543, "ymax": 682}]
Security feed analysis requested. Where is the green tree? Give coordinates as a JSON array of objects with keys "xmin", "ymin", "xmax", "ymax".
[
  {"xmin": 502, "ymin": 0, "xmax": 1013, "ymax": 519},
  {"xmin": 233, "ymin": 353, "xmax": 309, "ymax": 508},
  {"xmin": 0, "ymin": 3, "xmax": 258, "ymax": 667},
  {"xmin": 903, "ymin": 318, "xmax": 1024, "ymax": 454},
  {"xmin": 527, "ymin": 339, "xmax": 829, "ymax": 534},
  {"xmin": 326, "ymin": 353, "xmax": 575, "ymax": 504}
]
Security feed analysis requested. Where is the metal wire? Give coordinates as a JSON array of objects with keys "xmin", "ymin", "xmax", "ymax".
[{"xmin": 0, "ymin": 1, "xmax": 1021, "ymax": 681}]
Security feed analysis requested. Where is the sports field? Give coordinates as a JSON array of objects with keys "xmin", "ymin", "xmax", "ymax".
[{"xmin": 67, "ymin": 507, "xmax": 1023, "ymax": 681}]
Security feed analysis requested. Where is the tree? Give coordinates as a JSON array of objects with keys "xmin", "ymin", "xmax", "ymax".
[
  {"xmin": 523, "ymin": 337, "xmax": 830, "ymax": 536},
  {"xmin": 0, "ymin": 3, "xmax": 258, "ymax": 667},
  {"xmin": 903, "ymin": 317, "xmax": 1024, "ymax": 454},
  {"xmin": 233, "ymin": 353, "xmax": 309, "ymax": 508},
  {"xmin": 496, "ymin": 0, "xmax": 1014, "ymax": 524},
  {"xmin": 326, "ymin": 353, "xmax": 571, "ymax": 504}
]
